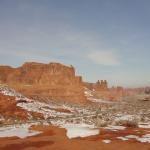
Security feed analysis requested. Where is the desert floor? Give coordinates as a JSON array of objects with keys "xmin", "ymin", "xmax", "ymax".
[{"xmin": 0, "ymin": 125, "xmax": 150, "ymax": 150}]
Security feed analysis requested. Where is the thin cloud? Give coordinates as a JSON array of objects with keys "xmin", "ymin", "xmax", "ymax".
[{"xmin": 87, "ymin": 51, "xmax": 120, "ymax": 66}]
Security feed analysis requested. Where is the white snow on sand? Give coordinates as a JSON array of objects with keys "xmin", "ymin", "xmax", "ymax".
[
  {"xmin": 17, "ymin": 99, "xmax": 73, "ymax": 119},
  {"xmin": 104, "ymin": 125, "xmax": 126, "ymax": 131},
  {"xmin": 125, "ymin": 135, "xmax": 139, "ymax": 139},
  {"xmin": 0, "ymin": 124, "xmax": 42, "ymax": 138},
  {"xmin": 62, "ymin": 124, "xmax": 99, "ymax": 139},
  {"xmin": 84, "ymin": 90, "xmax": 93, "ymax": 97},
  {"xmin": 117, "ymin": 134, "xmax": 150, "ymax": 143},
  {"xmin": 114, "ymin": 114, "xmax": 140, "ymax": 123},
  {"xmin": 136, "ymin": 134, "xmax": 150, "ymax": 143},
  {"xmin": 0, "ymin": 86, "xmax": 22, "ymax": 97},
  {"xmin": 138, "ymin": 123, "xmax": 150, "ymax": 129},
  {"xmin": 117, "ymin": 137, "xmax": 128, "ymax": 141},
  {"xmin": 84, "ymin": 88, "xmax": 114, "ymax": 104},
  {"xmin": 115, "ymin": 115, "xmax": 134, "ymax": 121},
  {"xmin": 102, "ymin": 139, "xmax": 111, "ymax": 144},
  {"xmin": 88, "ymin": 97, "xmax": 115, "ymax": 104}
]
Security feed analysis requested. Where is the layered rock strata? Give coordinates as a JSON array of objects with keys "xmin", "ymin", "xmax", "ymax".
[{"xmin": 0, "ymin": 62, "xmax": 85, "ymax": 103}]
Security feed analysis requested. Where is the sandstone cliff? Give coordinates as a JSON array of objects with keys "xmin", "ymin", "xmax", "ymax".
[{"xmin": 0, "ymin": 62, "xmax": 85, "ymax": 103}]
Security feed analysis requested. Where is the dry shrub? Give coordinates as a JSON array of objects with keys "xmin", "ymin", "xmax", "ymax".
[
  {"xmin": 96, "ymin": 118, "xmax": 108, "ymax": 127},
  {"xmin": 116, "ymin": 119, "xmax": 138, "ymax": 128}
]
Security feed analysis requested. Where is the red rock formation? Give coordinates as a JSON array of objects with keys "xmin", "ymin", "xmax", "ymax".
[
  {"xmin": 94, "ymin": 80, "xmax": 108, "ymax": 91},
  {"xmin": 0, "ymin": 62, "xmax": 86, "ymax": 103},
  {"xmin": 84, "ymin": 81, "xmax": 126, "ymax": 101},
  {"xmin": 84, "ymin": 80, "xmax": 108, "ymax": 91}
]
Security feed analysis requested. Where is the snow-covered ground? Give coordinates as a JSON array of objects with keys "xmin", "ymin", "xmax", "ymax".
[
  {"xmin": 102, "ymin": 139, "xmax": 111, "ymax": 144},
  {"xmin": 0, "ymin": 85, "xmax": 22, "ymax": 97},
  {"xmin": 17, "ymin": 101, "xmax": 73, "ymax": 119},
  {"xmin": 104, "ymin": 125, "xmax": 126, "ymax": 131},
  {"xmin": 0, "ymin": 85, "xmax": 150, "ymax": 141},
  {"xmin": 88, "ymin": 97, "xmax": 115, "ymax": 104},
  {"xmin": 0, "ymin": 124, "xmax": 42, "ymax": 138},
  {"xmin": 138, "ymin": 123, "xmax": 150, "ymax": 128},
  {"xmin": 62, "ymin": 123, "xmax": 99, "ymax": 139},
  {"xmin": 0, "ymin": 85, "xmax": 75, "ymax": 120},
  {"xmin": 84, "ymin": 88, "xmax": 93, "ymax": 97},
  {"xmin": 117, "ymin": 136, "xmax": 128, "ymax": 141},
  {"xmin": 114, "ymin": 114, "xmax": 135, "ymax": 122},
  {"xmin": 84, "ymin": 88, "xmax": 115, "ymax": 104},
  {"xmin": 117, "ymin": 134, "xmax": 150, "ymax": 143}
]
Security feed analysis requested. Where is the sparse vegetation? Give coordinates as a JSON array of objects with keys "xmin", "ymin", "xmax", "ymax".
[{"xmin": 115, "ymin": 119, "xmax": 138, "ymax": 128}]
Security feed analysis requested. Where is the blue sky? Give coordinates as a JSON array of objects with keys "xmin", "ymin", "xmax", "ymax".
[{"xmin": 0, "ymin": 0, "xmax": 150, "ymax": 87}]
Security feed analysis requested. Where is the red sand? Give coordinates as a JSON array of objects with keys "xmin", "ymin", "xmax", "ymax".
[{"xmin": 0, "ymin": 125, "xmax": 150, "ymax": 150}]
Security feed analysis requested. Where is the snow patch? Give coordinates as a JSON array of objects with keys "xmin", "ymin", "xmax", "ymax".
[
  {"xmin": 136, "ymin": 134, "xmax": 150, "ymax": 143},
  {"xmin": 138, "ymin": 123, "xmax": 150, "ymax": 129},
  {"xmin": 102, "ymin": 139, "xmax": 111, "ymax": 144},
  {"xmin": 62, "ymin": 123, "xmax": 99, "ymax": 139},
  {"xmin": 117, "ymin": 137, "xmax": 128, "ymax": 141},
  {"xmin": 104, "ymin": 125, "xmax": 126, "ymax": 131},
  {"xmin": 115, "ymin": 115, "xmax": 136, "ymax": 122},
  {"xmin": 125, "ymin": 135, "xmax": 139, "ymax": 139},
  {"xmin": 0, "ymin": 124, "xmax": 42, "ymax": 138},
  {"xmin": 0, "ymin": 86, "xmax": 22, "ymax": 97},
  {"xmin": 117, "ymin": 134, "xmax": 150, "ymax": 143},
  {"xmin": 88, "ymin": 97, "xmax": 115, "ymax": 104}
]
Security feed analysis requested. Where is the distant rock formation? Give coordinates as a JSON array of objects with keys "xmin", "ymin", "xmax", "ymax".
[
  {"xmin": 84, "ymin": 80, "xmax": 108, "ymax": 91},
  {"xmin": 0, "ymin": 62, "xmax": 86, "ymax": 103},
  {"xmin": 84, "ymin": 81, "xmax": 127, "ymax": 101},
  {"xmin": 95, "ymin": 80, "xmax": 108, "ymax": 91}
]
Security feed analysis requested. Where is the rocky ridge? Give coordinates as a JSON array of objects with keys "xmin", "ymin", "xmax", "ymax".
[{"xmin": 0, "ymin": 62, "xmax": 85, "ymax": 103}]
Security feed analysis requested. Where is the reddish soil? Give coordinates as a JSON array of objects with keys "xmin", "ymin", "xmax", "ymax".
[
  {"xmin": 0, "ymin": 125, "xmax": 149, "ymax": 150},
  {"xmin": 0, "ymin": 93, "xmax": 44, "ymax": 124},
  {"xmin": 0, "ymin": 93, "xmax": 28, "ymax": 122}
]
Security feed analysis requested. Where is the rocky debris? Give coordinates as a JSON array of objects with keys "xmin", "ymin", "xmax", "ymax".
[{"xmin": 0, "ymin": 62, "xmax": 86, "ymax": 103}]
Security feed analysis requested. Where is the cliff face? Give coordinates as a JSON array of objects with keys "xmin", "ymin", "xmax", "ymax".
[{"xmin": 0, "ymin": 62, "xmax": 85, "ymax": 103}]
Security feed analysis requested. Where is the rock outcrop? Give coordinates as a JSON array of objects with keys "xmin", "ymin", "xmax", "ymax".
[
  {"xmin": 84, "ymin": 81, "xmax": 126, "ymax": 101},
  {"xmin": 84, "ymin": 80, "xmax": 108, "ymax": 91},
  {"xmin": 0, "ymin": 62, "xmax": 85, "ymax": 103}
]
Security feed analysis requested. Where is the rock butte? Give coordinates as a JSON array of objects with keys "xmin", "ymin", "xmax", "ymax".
[
  {"xmin": 0, "ymin": 62, "xmax": 85, "ymax": 103},
  {"xmin": 0, "ymin": 61, "xmax": 140, "ymax": 103}
]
